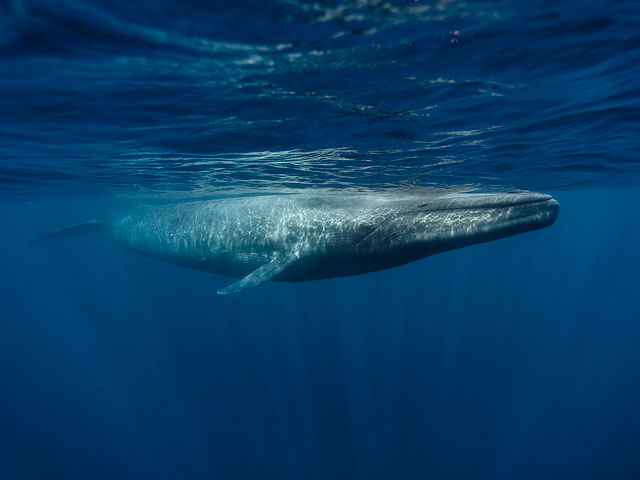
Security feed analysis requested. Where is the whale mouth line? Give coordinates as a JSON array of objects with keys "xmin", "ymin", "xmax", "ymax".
[{"xmin": 417, "ymin": 195, "xmax": 554, "ymax": 212}]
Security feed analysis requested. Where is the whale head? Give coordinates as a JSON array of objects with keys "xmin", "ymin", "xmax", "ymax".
[{"xmin": 361, "ymin": 192, "xmax": 559, "ymax": 264}]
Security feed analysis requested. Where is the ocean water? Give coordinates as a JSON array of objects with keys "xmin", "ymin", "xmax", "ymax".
[{"xmin": 1, "ymin": 0, "xmax": 639, "ymax": 478}]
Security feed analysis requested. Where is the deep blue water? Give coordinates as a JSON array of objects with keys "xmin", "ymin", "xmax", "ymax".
[{"xmin": 1, "ymin": 0, "xmax": 640, "ymax": 478}]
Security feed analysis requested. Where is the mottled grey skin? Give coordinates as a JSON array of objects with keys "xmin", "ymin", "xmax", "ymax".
[
  {"xmin": 34, "ymin": 192, "xmax": 558, "ymax": 293},
  {"xmin": 98, "ymin": 191, "xmax": 558, "ymax": 293}
]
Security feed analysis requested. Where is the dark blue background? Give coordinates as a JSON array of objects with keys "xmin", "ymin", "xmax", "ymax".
[
  {"xmin": 2, "ymin": 189, "xmax": 640, "ymax": 479},
  {"xmin": 1, "ymin": 0, "xmax": 640, "ymax": 478}
]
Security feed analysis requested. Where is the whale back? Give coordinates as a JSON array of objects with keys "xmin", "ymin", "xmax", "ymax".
[{"xmin": 105, "ymin": 195, "xmax": 398, "ymax": 283}]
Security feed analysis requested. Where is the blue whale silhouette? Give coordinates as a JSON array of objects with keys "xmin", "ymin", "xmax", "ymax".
[{"xmin": 34, "ymin": 191, "xmax": 559, "ymax": 294}]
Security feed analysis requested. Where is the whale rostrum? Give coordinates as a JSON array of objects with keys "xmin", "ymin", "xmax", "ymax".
[{"xmin": 33, "ymin": 192, "xmax": 559, "ymax": 294}]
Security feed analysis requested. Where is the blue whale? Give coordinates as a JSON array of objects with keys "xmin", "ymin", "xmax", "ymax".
[{"xmin": 34, "ymin": 191, "xmax": 559, "ymax": 294}]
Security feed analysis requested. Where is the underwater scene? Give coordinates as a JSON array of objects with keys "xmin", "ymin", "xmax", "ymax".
[{"xmin": 1, "ymin": 0, "xmax": 640, "ymax": 478}]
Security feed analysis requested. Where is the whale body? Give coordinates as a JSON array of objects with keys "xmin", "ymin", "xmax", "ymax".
[{"xmin": 34, "ymin": 192, "xmax": 559, "ymax": 294}]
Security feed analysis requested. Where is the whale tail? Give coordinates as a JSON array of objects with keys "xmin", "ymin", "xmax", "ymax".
[{"xmin": 31, "ymin": 220, "xmax": 105, "ymax": 243}]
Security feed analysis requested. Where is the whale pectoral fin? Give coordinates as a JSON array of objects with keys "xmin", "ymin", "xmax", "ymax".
[{"xmin": 217, "ymin": 253, "xmax": 296, "ymax": 295}]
